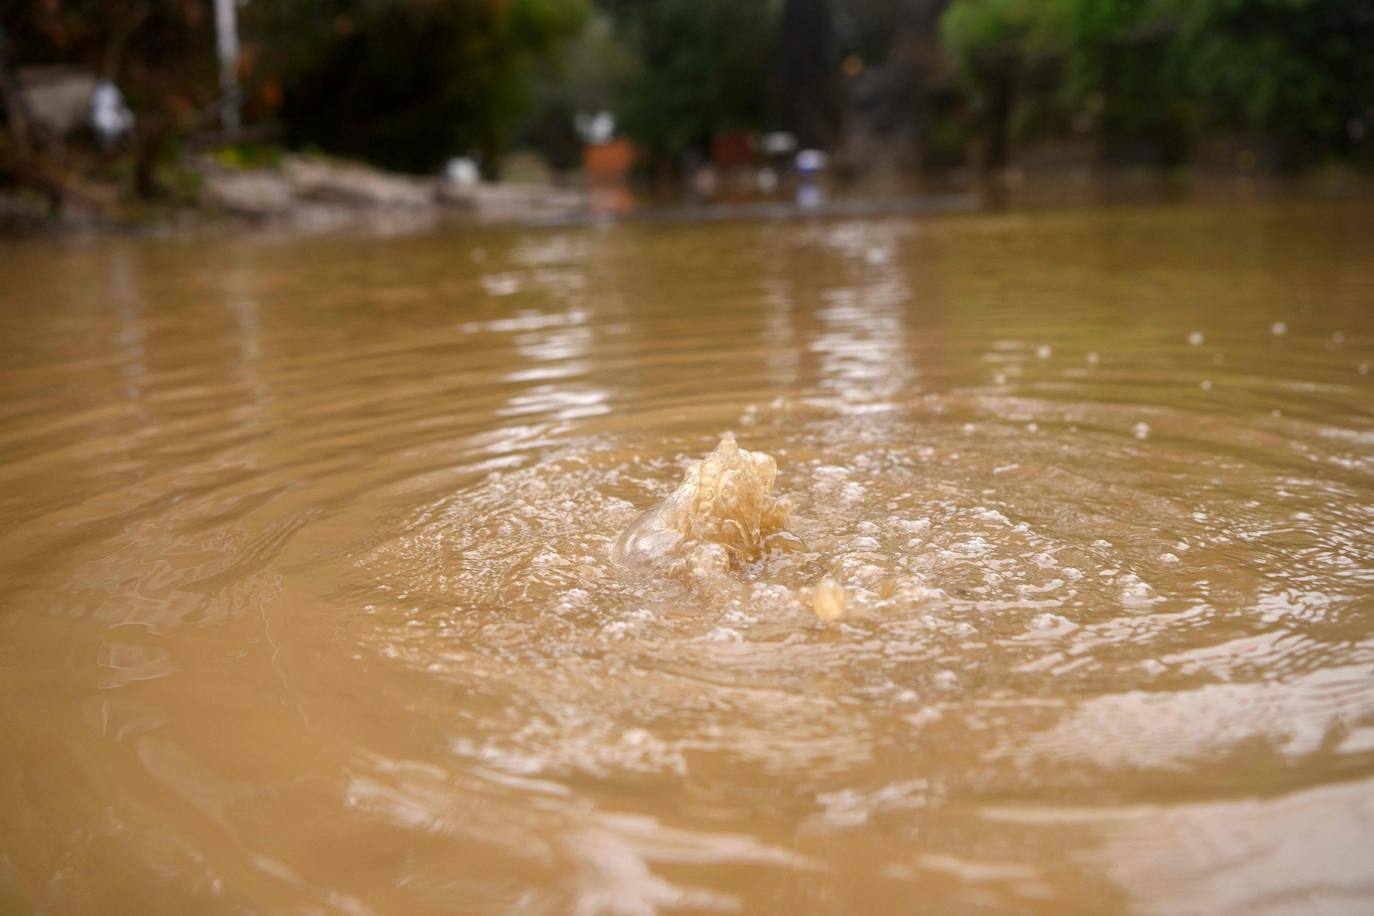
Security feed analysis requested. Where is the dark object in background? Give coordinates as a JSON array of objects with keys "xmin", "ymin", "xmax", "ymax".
[{"xmin": 778, "ymin": 0, "xmax": 842, "ymax": 151}]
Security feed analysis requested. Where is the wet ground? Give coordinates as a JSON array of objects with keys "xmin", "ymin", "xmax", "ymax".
[{"xmin": 1, "ymin": 200, "xmax": 1372, "ymax": 913}]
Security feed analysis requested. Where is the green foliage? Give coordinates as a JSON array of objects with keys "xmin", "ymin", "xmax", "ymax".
[
  {"xmin": 249, "ymin": 0, "xmax": 589, "ymax": 174},
  {"xmin": 941, "ymin": 0, "xmax": 1374, "ymax": 168},
  {"xmin": 610, "ymin": 0, "xmax": 780, "ymax": 165}
]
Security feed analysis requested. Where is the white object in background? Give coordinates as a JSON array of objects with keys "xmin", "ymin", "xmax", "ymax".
[
  {"xmin": 213, "ymin": 0, "xmax": 241, "ymax": 133},
  {"xmin": 445, "ymin": 157, "xmax": 480, "ymax": 187},
  {"xmin": 574, "ymin": 111, "xmax": 616, "ymax": 146},
  {"xmin": 794, "ymin": 149, "xmax": 828, "ymax": 209},
  {"xmin": 762, "ymin": 132, "xmax": 797, "ymax": 156},
  {"xmin": 89, "ymin": 80, "xmax": 134, "ymax": 148},
  {"xmin": 795, "ymin": 149, "xmax": 829, "ymax": 173}
]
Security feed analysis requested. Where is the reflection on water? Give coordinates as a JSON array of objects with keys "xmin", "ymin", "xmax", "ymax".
[{"xmin": 1, "ymin": 201, "xmax": 1373, "ymax": 914}]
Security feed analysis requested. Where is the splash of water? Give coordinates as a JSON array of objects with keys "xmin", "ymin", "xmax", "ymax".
[{"xmin": 612, "ymin": 433, "xmax": 801, "ymax": 577}]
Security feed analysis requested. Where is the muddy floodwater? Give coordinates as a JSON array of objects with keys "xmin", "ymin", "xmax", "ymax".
[{"xmin": 2, "ymin": 201, "xmax": 1373, "ymax": 914}]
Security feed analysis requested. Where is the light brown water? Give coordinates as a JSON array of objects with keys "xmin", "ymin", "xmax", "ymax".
[{"xmin": 2, "ymin": 201, "xmax": 1373, "ymax": 914}]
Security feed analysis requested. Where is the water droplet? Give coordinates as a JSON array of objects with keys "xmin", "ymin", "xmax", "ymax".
[
  {"xmin": 812, "ymin": 577, "xmax": 849, "ymax": 622},
  {"xmin": 1270, "ymin": 320, "xmax": 1288, "ymax": 336},
  {"xmin": 1187, "ymin": 330, "xmax": 1204, "ymax": 346}
]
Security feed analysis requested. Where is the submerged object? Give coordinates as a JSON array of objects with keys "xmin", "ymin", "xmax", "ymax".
[{"xmin": 613, "ymin": 433, "xmax": 799, "ymax": 575}]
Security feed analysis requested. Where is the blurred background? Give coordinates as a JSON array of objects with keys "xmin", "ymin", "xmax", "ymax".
[{"xmin": 2, "ymin": 0, "xmax": 1372, "ymax": 227}]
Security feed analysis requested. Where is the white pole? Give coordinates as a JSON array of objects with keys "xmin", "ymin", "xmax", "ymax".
[{"xmin": 214, "ymin": 0, "xmax": 240, "ymax": 134}]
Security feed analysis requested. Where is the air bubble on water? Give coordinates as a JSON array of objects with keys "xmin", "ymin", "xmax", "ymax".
[
  {"xmin": 601, "ymin": 621, "xmax": 631, "ymax": 641},
  {"xmin": 1271, "ymin": 320, "xmax": 1288, "ymax": 336},
  {"xmin": 1188, "ymin": 330, "xmax": 1204, "ymax": 346},
  {"xmin": 1119, "ymin": 573, "xmax": 1156, "ymax": 606},
  {"xmin": 704, "ymin": 626, "xmax": 744, "ymax": 643},
  {"xmin": 1086, "ymin": 351, "xmax": 1100, "ymax": 366},
  {"xmin": 970, "ymin": 506, "xmax": 1011, "ymax": 526},
  {"xmin": 1133, "ymin": 421, "xmax": 1150, "ymax": 439},
  {"xmin": 1201, "ymin": 379, "xmax": 1213, "ymax": 391},
  {"xmin": 1030, "ymin": 613, "xmax": 1076, "ymax": 634},
  {"xmin": 1036, "ymin": 344, "xmax": 1052, "ymax": 359}
]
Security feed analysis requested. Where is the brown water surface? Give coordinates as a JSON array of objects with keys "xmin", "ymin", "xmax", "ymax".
[{"xmin": 2, "ymin": 202, "xmax": 1373, "ymax": 914}]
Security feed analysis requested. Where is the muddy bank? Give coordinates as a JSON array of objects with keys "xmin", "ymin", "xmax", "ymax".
[{"xmin": 0, "ymin": 153, "xmax": 591, "ymax": 236}]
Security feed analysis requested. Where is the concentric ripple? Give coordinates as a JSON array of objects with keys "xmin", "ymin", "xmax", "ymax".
[{"xmin": 1, "ymin": 201, "xmax": 1372, "ymax": 914}]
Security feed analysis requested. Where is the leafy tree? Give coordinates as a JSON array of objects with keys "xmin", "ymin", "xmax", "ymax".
[
  {"xmin": 2, "ymin": 0, "xmax": 218, "ymax": 198},
  {"xmin": 940, "ymin": 0, "xmax": 1063, "ymax": 168},
  {"xmin": 248, "ymin": 0, "xmax": 588, "ymax": 174},
  {"xmin": 941, "ymin": 0, "xmax": 1374, "ymax": 169},
  {"xmin": 608, "ymin": 0, "xmax": 779, "ymax": 167}
]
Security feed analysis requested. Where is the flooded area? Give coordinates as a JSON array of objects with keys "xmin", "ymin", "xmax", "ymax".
[{"xmin": 2, "ymin": 201, "xmax": 1373, "ymax": 914}]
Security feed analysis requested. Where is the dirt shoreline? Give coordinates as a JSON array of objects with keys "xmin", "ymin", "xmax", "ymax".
[{"xmin": 0, "ymin": 153, "xmax": 592, "ymax": 238}]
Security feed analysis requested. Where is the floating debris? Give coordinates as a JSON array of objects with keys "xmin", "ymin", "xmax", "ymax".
[{"xmin": 812, "ymin": 577, "xmax": 849, "ymax": 622}]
